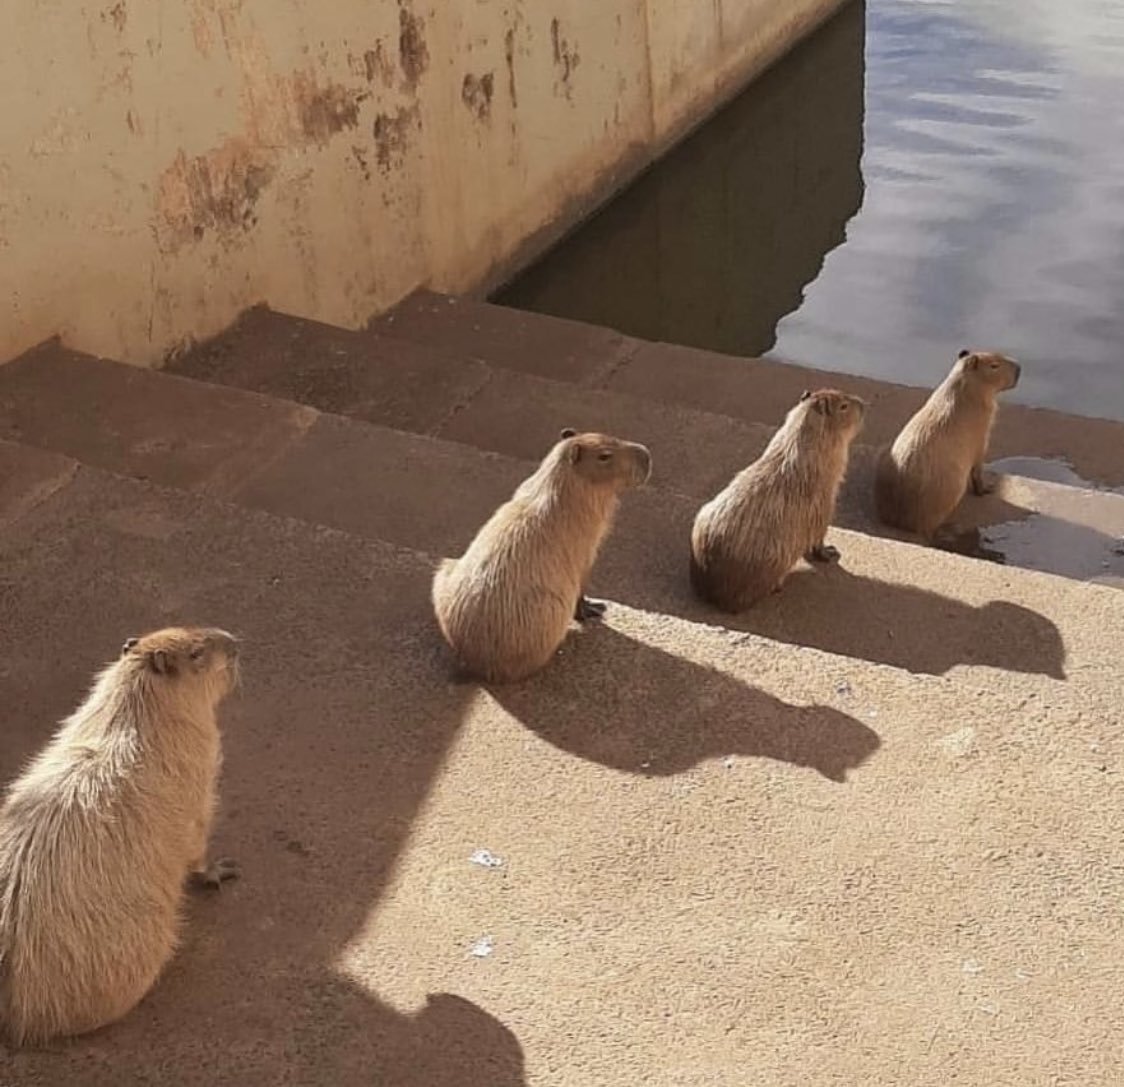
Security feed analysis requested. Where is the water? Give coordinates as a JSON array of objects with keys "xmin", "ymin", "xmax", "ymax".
[{"xmin": 495, "ymin": 0, "xmax": 1124, "ymax": 424}]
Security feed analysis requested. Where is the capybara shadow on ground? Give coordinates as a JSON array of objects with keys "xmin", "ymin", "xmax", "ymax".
[
  {"xmin": 717, "ymin": 565, "xmax": 1067, "ymax": 680},
  {"xmin": 595, "ymin": 496, "xmax": 1067, "ymax": 681},
  {"xmin": 492, "ymin": 623, "xmax": 880, "ymax": 783}
]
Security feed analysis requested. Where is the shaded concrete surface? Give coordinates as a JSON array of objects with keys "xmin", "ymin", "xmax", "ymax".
[
  {"xmin": 163, "ymin": 307, "xmax": 1124, "ymax": 587},
  {"xmin": 166, "ymin": 307, "xmax": 493, "ymax": 434},
  {"xmin": 367, "ymin": 295, "xmax": 636, "ymax": 384},
  {"xmin": 0, "ymin": 340, "xmax": 316, "ymax": 497},
  {"xmin": 2, "ymin": 347, "xmax": 1120, "ymax": 694},
  {"xmin": 0, "ymin": 347, "xmax": 1117, "ymax": 703},
  {"xmin": 371, "ymin": 290, "xmax": 1124, "ymax": 487},
  {"xmin": 2, "ymin": 342, "xmax": 1122, "ymax": 699},
  {"xmin": 2, "ymin": 442, "xmax": 1121, "ymax": 1086}
]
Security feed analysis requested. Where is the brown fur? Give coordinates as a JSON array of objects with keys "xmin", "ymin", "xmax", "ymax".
[
  {"xmin": 690, "ymin": 389, "xmax": 866, "ymax": 612},
  {"xmin": 432, "ymin": 429, "xmax": 651, "ymax": 683},
  {"xmin": 875, "ymin": 349, "xmax": 1021, "ymax": 538},
  {"xmin": 0, "ymin": 627, "xmax": 240, "ymax": 1046}
]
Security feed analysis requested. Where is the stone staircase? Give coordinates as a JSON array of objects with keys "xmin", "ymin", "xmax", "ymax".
[{"xmin": 0, "ymin": 294, "xmax": 1122, "ymax": 1085}]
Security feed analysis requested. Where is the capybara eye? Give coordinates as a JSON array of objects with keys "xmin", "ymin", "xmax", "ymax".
[
  {"xmin": 597, "ymin": 451, "xmax": 613, "ymax": 462},
  {"xmin": 189, "ymin": 647, "xmax": 205, "ymax": 661}
]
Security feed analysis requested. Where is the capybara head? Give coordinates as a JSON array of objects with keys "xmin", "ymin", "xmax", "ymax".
[
  {"xmin": 955, "ymin": 348, "xmax": 1021, "ymax": 392},
  {"xmin": 795, "ymin": 389, "xmax": 866, "ymax": 440},
  {"xmin": 120, "ymin": 626, "xmax": 241, "ymax": 700},
  {"xmin": 557, "ymin": 428, "xmax": 652, "ymax": 489}
]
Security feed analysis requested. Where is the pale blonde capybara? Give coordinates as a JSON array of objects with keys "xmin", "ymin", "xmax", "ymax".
[
  {"xmin": 875, "ymin": 349, "xmax": 1021, "ymax": 539},
  {"xmin": 690, "ymin": 388, "xmax": 866, "ymax": 612},
  {"xmin": 432, "ymin": 429, "xmax": 652, "ymax": 683},
  {"xmin": 0, "ymin": 627, "xmax": 241, "ymax": 1047}
]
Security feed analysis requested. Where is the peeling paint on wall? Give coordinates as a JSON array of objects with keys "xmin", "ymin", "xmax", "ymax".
[
  {"xmin": 372, "ymin": 105, "xmax": 421, "ymax": 173},
  {"xmin": 363, "ymin": 41, "xmax": 396, "ymax": 87},
  {"xmin": 0, "ymin": 0, "xmax": 849, "ymax": 368},
  {"xmin": 291, "ymin": 73, "xmax": 367, "ymax": 146},
  {"xmin": 462, "ymin": 72, "xmax": 495, "ymax": 122},
  {"xmin": 397, "ymin": 1, "xmax": 429, "ymax": 91},
  {"xmin": 157, "ymin": 141, "xmax": 275, "ymax": 250},
  {"xmin": 550, "ymin": 17, "xmax": 581, "ymax": 100},
  {"xmin": 504, "ymin": 27, "xmax": 518, "ymax": 108}
]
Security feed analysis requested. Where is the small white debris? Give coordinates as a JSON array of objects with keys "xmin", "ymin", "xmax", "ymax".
[
  {"xmin": 939, "ymin": 727, "xmax": 977, "ymax": 758},
  {"xmin": 722, "ymin": 756, "xmax": 735, "ymax": 769},
  {"xmin": 470, "ymin": 935, "xmax": 495, "ymax": 958},
  {"xmin": 866, "ymin": 709, "xmax": 879, "ymax": 719},
  {"xmin": 470, "ymin": 849, "xmax": 504, "ymax": 869},
  {"xmin": 977, "ymin": 1000, "xmax": 999, "ymax": 1016},
  {"xmin": 835, "ymin": 680, "xmax": 852, "ymax": 697},
  {"xmin": 962, "ymin": 958, "xmax": 983, "ymax": 975},
  {"xmin": 640, "ymin": 760, "xmax": 652, "ymax": 769}
]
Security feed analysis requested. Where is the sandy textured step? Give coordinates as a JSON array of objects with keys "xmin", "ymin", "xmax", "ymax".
[
  {"xmin": 162, "ymin": 313, "xmax": 1124, "ymax": 584},
  {"xmin": 1, "ymin": 439, "xmax": 1121, "ymax": 1086},
  {"xmin": 371, "ymin": 289, "xmax": 1124, "ymax": 489},
  {"xmin": 0, "ymin": 350, "xmax": 1120, "ymax": 705}
]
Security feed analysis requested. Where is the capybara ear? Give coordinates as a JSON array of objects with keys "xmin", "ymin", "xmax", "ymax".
[
  {"xmin": 148, "ymin": 649, "xmax": 175, "ymax": 676},
  {"xmin": 121, "ymin": 637, "xmax": 139, "ymax": 656},
  {"xmin": 799, "ymin": 389, "xmax": 812, "ymax": 402},
  {"xmin": 810, "ymin": 395, "xmax": 829, "ymax": 416},
  {"xmin": 958, "ymin": 348, "xmax": 971, "ymax": 359},
  {"xmin": 560, "ymin": 427, "xmax": 577, "ymax": 439}
]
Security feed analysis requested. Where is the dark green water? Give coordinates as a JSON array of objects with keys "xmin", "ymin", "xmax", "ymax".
[{"xmin": 495, "ymin": 0, "xmax": 1124, "ymax": 424}]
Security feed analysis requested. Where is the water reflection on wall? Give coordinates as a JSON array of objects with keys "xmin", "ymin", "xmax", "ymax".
[{"xmin": 494, "ymin": 1, "xmax": 866, "ymax": 358}]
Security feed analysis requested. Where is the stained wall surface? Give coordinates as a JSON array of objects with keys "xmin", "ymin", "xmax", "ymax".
[{"xmin": 0, "ymin": 0, "xmax": 849, "ymax": 366}]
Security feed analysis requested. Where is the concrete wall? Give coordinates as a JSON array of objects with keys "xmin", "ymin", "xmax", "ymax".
[{"xmin": 0, "ymin": 0, "xmax": 851, "ymax": 367}]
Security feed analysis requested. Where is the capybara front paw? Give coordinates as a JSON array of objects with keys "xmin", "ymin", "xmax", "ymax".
[
  {"xmin": 574, "ymin": 596, "xmax": 608, "ymax": 622},
  {"xmin": 970, "ymin": 468, "xmax": 996, "ymax": 496},
  {"xmin": 192, "ymin": 857, "xmax": 241, "ymax": 891}
]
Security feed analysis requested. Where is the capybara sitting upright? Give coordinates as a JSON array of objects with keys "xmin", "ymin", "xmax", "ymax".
[
  {"xmin": 875, "ymin": 348, "xmax": 1021, "ymax": 539},
  {"xmin": 691, "ymin": 389, "xmax": 865, "ymax": 612},
  {"xmin": 0, "ymin": 627, "xmax": 241, "ymax": 1046},
  {"xmin": 433, "ymin": 429, "xmax": 651, "ymax": 682}
]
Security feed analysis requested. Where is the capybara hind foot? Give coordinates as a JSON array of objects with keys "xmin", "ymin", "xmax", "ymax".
[
  {"xmin": 806, "ymin": 543, "xmax": 841, "ymax": 564},
  {"xmin": 574, "ymin": 595, "xmax": 608, "ymax": 622},
  {"xmin": 191, "ymin": 857, "xmax": 240, "ymax": 891}
]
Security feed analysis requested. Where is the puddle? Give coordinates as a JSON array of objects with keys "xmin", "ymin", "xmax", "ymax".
[
  {"xmin": 972, "ymin": 458, "xmax": 1124, "ymax": 586},
  {"xmin": 989, "ymin": 457, "xmax": 1124, "ymax": 493}
]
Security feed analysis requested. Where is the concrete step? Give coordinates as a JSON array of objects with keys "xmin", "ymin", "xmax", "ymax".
[
  {"xmin": 161, "ymin": 308, "xmax": 1124, "ymax": 586},
  {"xmin": 1, "ymin": 437, "xmax": 1121, "ymax": 1086},
  {"xmin": 371, "ymin": 289, "xmax": 1124, "ymax": 490},
  {"xmin": 1, "ymin": 345, "xmax": 1120, "ymax": 698}
]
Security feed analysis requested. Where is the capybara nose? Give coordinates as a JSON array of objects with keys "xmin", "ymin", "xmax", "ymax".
[
  {"xmin": 208, "ymin": 629, "xmax": 240, "ymax": 658},
  {"xmin": 633, "ymin": 444, "xmax": 653, "ymax": 485}
]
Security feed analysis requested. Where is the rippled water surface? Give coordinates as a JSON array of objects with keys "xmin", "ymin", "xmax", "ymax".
[{"xmin": 497, "ymin": 0, "xmax": 1124, "ymax": 422}]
